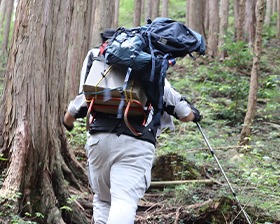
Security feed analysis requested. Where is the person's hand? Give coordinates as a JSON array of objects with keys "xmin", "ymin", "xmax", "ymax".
[
  {"xmin": 182, "ymin": 97, "xmax": 202, "ymax": 123},
  {"xmin": 190, "ymin": 105, "xmax": 202, "ymax": 123}
]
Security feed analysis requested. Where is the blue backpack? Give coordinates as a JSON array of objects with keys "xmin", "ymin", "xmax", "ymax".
[{"xmin": 103, "ymin": 17, "xmax": 206, "ymax": 126}]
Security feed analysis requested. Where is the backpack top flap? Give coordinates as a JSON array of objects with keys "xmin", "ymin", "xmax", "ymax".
[
  {"xmin": 146, "ymin": 17, "xmax": 205, "ymax": 58},
  {"xmin": 104, "ymin": 27, "xmax": 151, "ymax": 71}
]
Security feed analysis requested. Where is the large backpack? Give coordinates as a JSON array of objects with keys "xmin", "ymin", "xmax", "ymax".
[{"xmin": 102, "ymin": 17, "xmax": 206, "ymax": 126}]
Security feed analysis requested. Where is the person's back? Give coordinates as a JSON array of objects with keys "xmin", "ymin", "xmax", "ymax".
[{"xmin": 63, "ymin": 28, "xmax": 202, "ymax": 224}]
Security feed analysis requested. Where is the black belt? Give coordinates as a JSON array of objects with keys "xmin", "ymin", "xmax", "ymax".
[{"xmin": 89, "ymin": 113, "xmax": 157, "ymax": 145}]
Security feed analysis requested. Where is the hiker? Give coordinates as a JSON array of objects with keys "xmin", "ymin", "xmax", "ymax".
[
  {"xmin": 79, "ymin": 28, "xmax": 116, "ymax": 94},
  {"xmin": 63, "ymin": 78, "xmax": 202, "ymax": 223}
]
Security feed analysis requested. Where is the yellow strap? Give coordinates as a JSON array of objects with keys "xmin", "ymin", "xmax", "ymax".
[
  {"xmin": 85, "ymin": 97, "xmax": 92, "ymax": 103},
  {"xmin": 129, "ymin": 80, "xmax": 135, "ymax": 102}
]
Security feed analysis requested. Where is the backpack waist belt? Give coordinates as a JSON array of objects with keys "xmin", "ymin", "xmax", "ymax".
[{"xmin": 88, "ymin": 113, "xmax": 157, "ymax": 145}]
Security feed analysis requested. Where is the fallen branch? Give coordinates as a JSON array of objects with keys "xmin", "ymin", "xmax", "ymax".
[
  {"xmin": 174, "ymin": 206, "xmax": 182, "ymax": 224},
  {"xmin": 186, "ymin": 145, "xmax": 264, "ymax": 151},
  {"xmin": 263, "ymin": 122, "xmax": 280, "ymax": 128},
  {"xmin": 184, "ymin": 198, "xmax": 213, "ymax": 210},
  {"xmin": 150, "ymin": 179, "xmax": 213, "ymax": 188}
]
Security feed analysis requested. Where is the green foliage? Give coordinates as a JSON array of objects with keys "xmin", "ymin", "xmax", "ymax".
[{"xmin": 0, "ymin": 190, "xmax": 44, "ymax": 223}]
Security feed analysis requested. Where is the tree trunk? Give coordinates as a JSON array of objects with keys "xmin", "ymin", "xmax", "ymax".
[
  {"xmin": 161, "ymin": 0, "xmax": 169, "ymax": 17},
  {"xmin": 277, "ymin": 0, "xmax": 280, "ymax": 38},
  {"xmin": 188, "ymin": 0, "xmax": 196, "ymax": 29},
  {"xmin": 186, "ymin": 0, "xmax": 189, "ymax": 25},
  {"xmin": 0, "ymin": 0, "xmax": 6, "ymax": 35},
  {"xmin": 134, "ymin": 0, "xmax": 142, "ymax": 27},
  {"xmin": 0, "ymin": 1, "xmax": 93, "ymax": 223},
  {"xmin": 234, "ymin": 0, "xmax": 239, "ymax": 38},
  {"xmin": 141, "ymin": 0, "xmax": 145, "ymax": 23},
  {"xmin": 145, "ymin": 0, "xmax": 152, "ymax": 21},
  {"xmin": 0, "ymin": 0, "xmax": 13, "ymax": 56},
  {"xmin": 208, "ymin": 0, "xmax": 219, "ymax": 57},
  {"xmin": 90, "ymin": 0, "xmax": 96, "ymax": 43},
  {"xmin": 65, "ymin": 1, "xmax": 94, "ymax": 104},
  {"xmin": 91, "ymin": 0, "xmax": 115, "ymax": 47},
  {"xmin": 237, "ymin": 0, "xmax": 246, "ymax": 42},
  {"xmin": 239, "ymin": 0, "xmax": 264, "ymax": 145},
  {"xmin": 114, "ymin": 0, "xmax": 119, "ymax": 29},
  {"xmin": 218, "ymin": 0, "xmax": 229, "ymax": 61},
  {"xmin": 244, "ymin": 0, "xmax": 256, "ymax": 46},
  {"xmin": 204, "ymin": 0, "xmax": 209, "ymax": 40},
  {"xmin": 151, "ymin": 0, "xmax": 160, "ymax": 20},
  {"xmin": 273, "ymin": 0, "xmax": 277, "ymax": 14},
  {"xmin": 198, "ymin": 0, "xmax": 206, "ymax": 40},
  {"xmin": 265, "ymin": 0, "xmax": 273, "ymax": 25}
]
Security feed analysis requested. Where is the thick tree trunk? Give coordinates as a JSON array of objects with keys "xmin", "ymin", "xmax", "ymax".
[
  {"xmin": 161, "ymin": 0, "xmax": 169, "ymax": 17},
  {"xmin": 134, "ymin": 0, "xmax": 142, "ymax": 27},
  {"xmin": 65, "ymin": 1, "xmax": 94, "ymax": 104},
  {"xmin": 151, "ymin": 0, "xmax": 160, "ymax": 20},
  {"xmin": 237, "ymin": 0, "xmax": 247, "ymax": 42},
  {"xmin": 218, "ymin": 0, "xmax": 229, "ymax": 61},
  {"xmin": 265, "ymin": 0, "xmax": 273, "ymax": 25},
  {"xmin": 188, "ymin": 0, "xmax": 196, "ymax": 30},
  {"xmin": 188, "ymin": 0, "xmax": 205, "ymax": 37},
  {"xmin": 208, "ymin": 0, "xmax": 219, "ymax": 57},
  {"xmin": 239, "ymin": 0, "xmax": 264, "ymax": 145},
  {"xmin": 0, "ymin": 0, "xmax": 13, "ymax": 55},
  {"xmin": 244, "ymin": 0, "xmax": 256, "ymax": 46},
  {"xmin": 91, "ymin": 0, "xmax": 115, "ymax": 47},
  {"xmin": 0, "ymin": 1, "xmax": 93, "ymax": 223},
  {"xmin": 145, "ymin": 0, "xmax": 152, "ymax": 21}
]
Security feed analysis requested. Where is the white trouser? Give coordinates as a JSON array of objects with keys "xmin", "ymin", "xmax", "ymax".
[{"xmin": 85, "ymin": 132, "xmax": 155, "ymax": 224}]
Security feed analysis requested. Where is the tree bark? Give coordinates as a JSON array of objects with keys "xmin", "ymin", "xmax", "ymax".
[
  {"xmin": 151, "ymin": 0, "xmax": 160, "ymax": 20},
  {"xmin": 134, "ymin": 0, "xmax": 142, "ymax": 27},
  {"xmin": 0, "ymin": 0, "xmax": 13, "ymax": 56},
  {"xmin": 90, "ymin": 0, "xmax": 96, "ymax": 41},
  {"xmin": 91, "ymin": 0, "xmax": 115, "ymax": 47},
  {"xmin": 114, "ymin": 0, "xmax": 120, "ymax": 29},
  {"xmin": 204, "ymin": 0, "xmax": 209, "ymax": 40},
  {"xmin": 234, "ymin": 0, "xmax": 239, "ymax": 38},
  {"xmin": 161, "ymin": 0, "xmax": 169, "ymax": 17},
  {"xmin": 65, "ymin": 1, "xmax": 94, "ymax": 103},
  {"xmin": 185, "ymin": 0, "xmax": 189, "ymax": 25},
  {"xmin": 273, "ymin": 0, "xmax": 277, "ymax": 14},
  {"xmin": 239, "ymin": 0, "xmax": 264, "ymax": 145},
  {"xmin": 277, "ymin": 0, "xmax": 280, "ymax": 38},
  {"xmin": 265, "ymin": 0, "xmax": 273, "ymax": 25},
  {"xmin": 244, "ymin": 0, "xmax": 256, "ymax": 46},
  {"xmin": 0, "ymin": 0, "xmax": 93, "ymax": 223},
  {"xmin": 0, "ymin": 0, "xmax": 6, "ymax": 35},
  {"xmin": 188, "ymin": 0, "xmax": 196, "ymax": 29},
  {"xmin": 208, "ymin": 0, "xmax": 219, "ymax": 57},
  {"xmin": 141, "ymin": 0, "xmax": 145, "ymax": 23},
  {"xmin": 237, "ymin": 0, "xmax": 247, "ymax": 42},
  {"xmin": 218, "ymin": 0, "xmax": 229, "ymax": 61},
  {"xmin": 145, "ymin": 0, "xmax": 152, "ymax": 21}
]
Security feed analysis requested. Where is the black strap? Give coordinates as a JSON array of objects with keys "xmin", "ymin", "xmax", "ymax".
[{"xmin": 89, "ymin": 113, "xmax": 157, "ymax": 145}]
